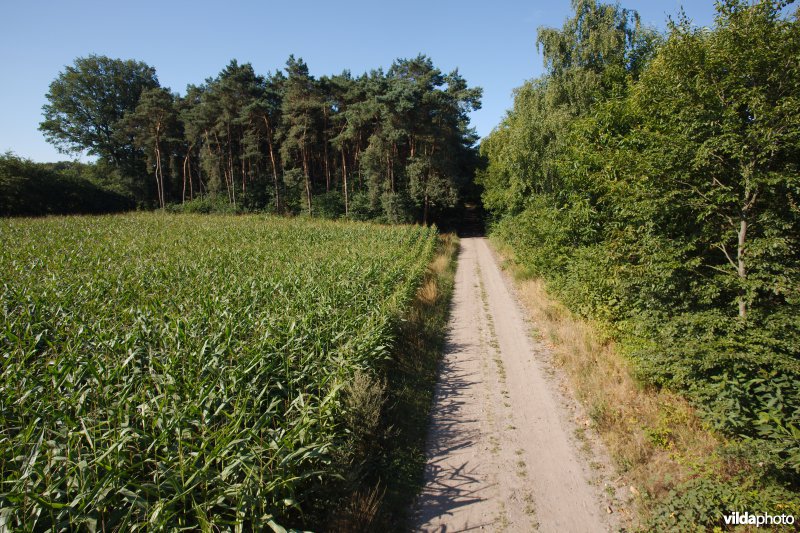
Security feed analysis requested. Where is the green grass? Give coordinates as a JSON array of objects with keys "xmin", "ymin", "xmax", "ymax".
[{"xmin": 0, "ymin": 213, "xmax": 437, "ymax": 530}]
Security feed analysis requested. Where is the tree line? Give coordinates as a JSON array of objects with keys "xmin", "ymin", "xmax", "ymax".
[
  {"xmin": 478, "ymin": 0, "xmax": 799, "ymax": 524},
  {"xmin": 0, "ymin": 154, "xmax": 133, "ymax": 216},
  {"xmin": 36, "ymin": 54, "xmax": 481, "ymax": 223}
]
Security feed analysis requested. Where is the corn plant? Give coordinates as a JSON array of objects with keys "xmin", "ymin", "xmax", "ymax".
[{"xmin": 0, "ymin": 213, "xmax": 436, "ymax": 530}]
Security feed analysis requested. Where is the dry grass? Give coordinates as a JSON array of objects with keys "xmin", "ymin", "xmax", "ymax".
[
  {"xmin": 332, "ymin": 485, "xmax": 386, "ymax": 533},
  {"xmin": 417, "ymin": 269, "xmax": 441, "ymax": 305},
  {"xmin": 492, "ymin": 243, "xmax": 721, "ymax": 524},
  {"xmin": 417, "ymin": 236, "xmax": 456, "ymax": 306}
]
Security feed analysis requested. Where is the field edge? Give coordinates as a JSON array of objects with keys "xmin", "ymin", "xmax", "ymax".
[{"xmin": 330, "ymin": 233, "xmax": 459, "ymax": 532}]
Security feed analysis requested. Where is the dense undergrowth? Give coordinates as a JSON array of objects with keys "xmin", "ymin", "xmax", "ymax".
[{"xmin": 0, "ymin": 154, "xmax": 132, "ymax": 216}]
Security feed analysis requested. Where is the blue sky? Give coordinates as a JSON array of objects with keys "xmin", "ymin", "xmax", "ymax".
[{"xmin": 1, "ymin": 0, "xmax": 717, "ymax": 162}]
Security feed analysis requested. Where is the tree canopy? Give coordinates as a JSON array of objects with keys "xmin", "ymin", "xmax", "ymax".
[
  {"xmin": 39, "ymin": 55, "xmax": 159, "ymax": 178},
  {"xmin": 37, "ymin": 54, "xmax": 482, "ymax": 223}
]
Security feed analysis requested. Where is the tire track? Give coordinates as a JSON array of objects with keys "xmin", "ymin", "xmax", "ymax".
[{"xmin": 413, "ymin": 237, "xmax": 615, "ymax": 532}]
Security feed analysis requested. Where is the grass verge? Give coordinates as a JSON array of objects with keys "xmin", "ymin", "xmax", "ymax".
[
  {"xmin": 328, "ymin": 233, "xmax": 459, "ymax": 532},
  {"xmin": 489, "ymin": 238, "xmax": 799, "ymax": 532}
]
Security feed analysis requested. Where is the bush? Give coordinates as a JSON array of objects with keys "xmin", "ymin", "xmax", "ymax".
[
  {"xmin": 313, "ymin": 190, "xmax": 346, "ymax": 219},
  {"xmin": 347, "ymin": 191, "xmax": 380, "ymax": 221},
  {"xmin": 380, "ymin": 191, "xmax": 416, "ymax": 224},
  {"xmin": 646, "ymin": 474, "xmax": 800, "ymax": 531},
  {"xmin": 0, "ymin": 153, "xmax": 133, "ymax": 216},
  {"xmin": 164, "ymin": 195, "xmax": 244, "ymax": 214}
]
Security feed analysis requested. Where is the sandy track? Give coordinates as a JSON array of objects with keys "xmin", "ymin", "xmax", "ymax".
[{"xmin": 413, "ymin": 237, "xmax": 616, "ymax": 532}]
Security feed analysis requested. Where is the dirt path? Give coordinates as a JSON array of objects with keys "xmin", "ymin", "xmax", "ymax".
[{"xmin": 413, "ymin": 237, "xmax": 617, "ymax": 532}]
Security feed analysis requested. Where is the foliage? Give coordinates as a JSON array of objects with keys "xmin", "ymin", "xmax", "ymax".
[
  {"xmin": 0, "ymin": 213, "xmax": 436, "ymax": 530},
  {"xmin": 39, "ymin": 55, "xmax": 159, "ymax": 197},
  {"xmin": 480, "ymin": 0, "xmax": 800, "ymax": 525},
  {"xmin": 347, "ymin": 191, "xmax": 381, "ymax": 221},
  {"xmin": 120, "ymin": 87, "xmax": 180, "ymax": 208},
  {"xmin": 34, "ymin": 53, "xmax": 481, "ymax": 223},
  {"xmin": 163, "ymin": 195, "xmax": 245, "ymax": 215},
  {"xmin": 646, "ymin": 474, "xmax": 800, "ymax": 532},
  {"xmin": 312, "ymin": 190, "xmax": 346, "ymax": 219},
  {"xmin": 0, "ymin": 153, "xmax": 132, "ymax": 216}
]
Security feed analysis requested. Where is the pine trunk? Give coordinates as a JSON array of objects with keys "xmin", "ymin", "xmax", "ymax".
[{"xmin": 342, "ymin": 148, "xmax": 348, "ymax": 215}]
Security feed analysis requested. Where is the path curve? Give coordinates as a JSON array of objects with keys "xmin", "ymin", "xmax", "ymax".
[{"xmin": 413, "ymin": 237, "xmax": 616, "ymax": 532}]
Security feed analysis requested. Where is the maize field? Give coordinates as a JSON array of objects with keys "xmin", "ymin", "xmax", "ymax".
[{"xmin": 0, "ymin": 213, "xmax": 437, "ymax": 530}]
